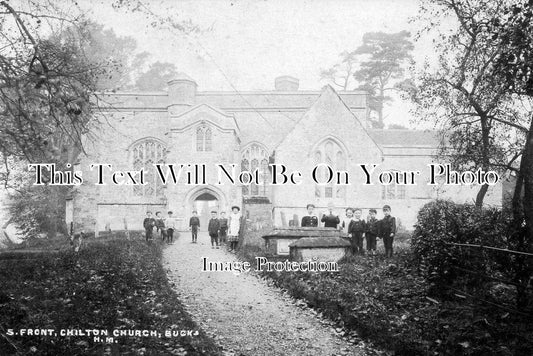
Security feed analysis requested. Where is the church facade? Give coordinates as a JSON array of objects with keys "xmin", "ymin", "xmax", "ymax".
[{"xmin": 68, "ymin": 74, "xmax": 503, "ymax": 234}]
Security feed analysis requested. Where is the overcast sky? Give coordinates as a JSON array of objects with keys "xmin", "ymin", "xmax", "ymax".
[{"xmin": 82, "ymin": 0, "xmax": 451, "ymax": 128}]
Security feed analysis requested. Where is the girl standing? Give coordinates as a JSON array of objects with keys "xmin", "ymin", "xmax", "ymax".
[{"xmin": 227, "ymin": 206, "xmax": 242, "ymax": 252}]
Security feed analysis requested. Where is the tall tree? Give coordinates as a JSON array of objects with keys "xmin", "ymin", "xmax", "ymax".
[
  {"xmin": 411, "ymin": 0, "xmax": 532, "ymax": 307},
  {"xmin": 353, "ymin": 31, "xmax": 414, "ymax": 128},
  {"xmin": 0, "ymin": 0, "xmax": 107, "ymax": 237},
  {"xmin": 407, "ymin": 0, "xmax": 524, "ymax": 207},
  {"xmin": 490, "ymin": 1, "xmax": 533, "ymax": 306}
]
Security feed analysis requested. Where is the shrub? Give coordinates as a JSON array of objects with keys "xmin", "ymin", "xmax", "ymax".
[{"xmin": 411, "ymin": 199, "xmax": 511, "ymax": 291}]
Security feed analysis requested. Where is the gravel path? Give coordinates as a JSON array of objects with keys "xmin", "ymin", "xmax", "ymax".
[{"xmin": 163, "ymin": 232, "xmax": 368, "ymax": 356}]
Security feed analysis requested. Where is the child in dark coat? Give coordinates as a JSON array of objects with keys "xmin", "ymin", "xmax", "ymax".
[
  {"xmin": 143, "ymin": 211, "xmax": 156, "ymax": 242},
  {"xmin": 208, "ymin": 211, "xmax": 220, "ymax": 249},
  {"xmin": 301, "ymin": 204, "xmax": 318, "ymax": 227},
  {"xmin": 379, "ymin": 205, "xmax": 397, "ymax": 258},
  {"xmin": 155, "ymin": 211, "xmax": 166, "ymax": 242},
  {"xmin": 189, "ymin": 211, "xmax": 200, "ymax": 243},
  {"xmin": 366, "ymin": 209, "xmax": 379, "ymax": 256},
  {"xmin": 218, "ymin": 211, "xmax": 228, "ymax": 245}
]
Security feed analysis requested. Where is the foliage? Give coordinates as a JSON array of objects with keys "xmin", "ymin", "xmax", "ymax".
[
  {"xmin": 407, "ymin": 0, "xmax": 530, "ymax": 207},
  {"xmin": 0, "ymin": 238, "xmax": 222, "ymax": 355},
  {"xmin": 353, "ymin": 31, "xmax": 414, "ymax": 128},
  {"xmin": 133, "ymin": 61, "xmax": 180, "ymax": 91},
  {"xmin": 0, "ymin": 2, "xmax": 188, "ymax": 239},
  {"xmin": 488, "ymin": 0, "xmax": 533, "ymax": 258},
  {"xmin": 240, "ymin": 241, "xmax": 533, "ymax": 355},
  {"xmin": 411, "ymin": 199, "xmax": 533, "ymax": 312},
  {"xmin": 321, "ymin": 31, "xmax": 413, "ymax": 128},
  {"xmin": 320, "ymin": 51, "xmax": 359, "ymax": 91},
  {"xmin": 411, "ymin": 200, "xmax": 510, "ymax": 287}
]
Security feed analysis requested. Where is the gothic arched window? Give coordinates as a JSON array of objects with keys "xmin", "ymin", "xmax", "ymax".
[
  {"xmin": 313, "ymin": 138, "xmax": 346, "ymax": 201},
  {"xmin": 131, "ymin": 139, "xmax": 167, "ymax": 197},
  {"xmin": 241, "ymin": 144, "xmax": 270, "ymax": 196},
  {"xmin": 196, "ymin": 124, "xmax": 213, "ymax": 151}
]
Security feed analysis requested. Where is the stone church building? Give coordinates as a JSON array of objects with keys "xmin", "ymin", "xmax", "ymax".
[{"xmin": 68, "ymin": 74, "xmax": 502, "ymax": 234}]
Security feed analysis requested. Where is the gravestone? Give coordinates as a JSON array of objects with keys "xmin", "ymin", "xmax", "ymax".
[{"xmin": 289, "ymin": 236, "xmax": 351, "ymax": 262}]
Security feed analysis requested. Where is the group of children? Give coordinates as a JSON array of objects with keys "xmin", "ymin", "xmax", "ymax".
[
  {"xmin": 142, "ymin": 203, "xmax": 396, "ymax": 257},
  {"xmin": 143, "ymin": 211, "xmax": 178, "ymax": 244},
  {"xmin": 189, "ymin": 206, "xmax": 244, "ymax": 252},
  {"xmin": 301, "ymin": 203, "xmax": 397, "ymax": 257}
]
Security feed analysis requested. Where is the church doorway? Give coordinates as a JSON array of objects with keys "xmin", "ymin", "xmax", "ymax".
[{"xmin": 193, "ymin": 192, "xmax": 219, "ymax": 230}]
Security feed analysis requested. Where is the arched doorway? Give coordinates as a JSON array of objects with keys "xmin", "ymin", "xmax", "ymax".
[{"xmin": 193, "ymin": 192, "xmax": 219, "ymax": 229}]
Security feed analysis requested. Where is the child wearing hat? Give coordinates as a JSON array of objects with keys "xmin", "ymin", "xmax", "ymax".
[{"xmin": 227, "ymin": 206, "xmax": 242, "ymax": 252}]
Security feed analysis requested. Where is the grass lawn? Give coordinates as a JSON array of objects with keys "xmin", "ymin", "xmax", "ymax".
[
  {"xmin": 239, "ymin": 241, "xmax": 533, "ymax": 356},
  {"xmin": 0, "ymin": 238, "xmax": 222, "ymax": 356}
]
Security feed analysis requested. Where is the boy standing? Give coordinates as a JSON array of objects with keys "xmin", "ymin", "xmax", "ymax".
[
  {"xmin": 379, "ymin": 205, "xmax": 397, "ymax": 258},
  {"xmin": 208, "ymin": 211, "xmax": 220, "ymax": 249},
  {"xmin": 166, "ymin": 211, "xmax": 177, "ymax": 244},
  {"xmin": 301, "ymin": 204, "xmax": 318, "ymax": 227},
  {"xmin": 348, "ymin": 208, "xmax": 366, "ymax": 255},
  {"xmin": 218, "ymin": 211, "xmax": 228, "ymax": 245},
  {"xmin": 366, "ymin": 209, "xmax": 379, "ymax": 256},
  {"xmin": 155, "ymin": 211, "xmax": 166, "ymax": 242},
  {"xmin": 189, "ymin": 211, "xmax": 200, "ymax": 243},
  {"xmin": 143, "ymin": 211, "xmax": 155, "ymax": 242}
]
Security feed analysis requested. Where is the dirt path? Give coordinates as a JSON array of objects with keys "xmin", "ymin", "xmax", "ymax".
[{"xmin": 163, "ymin": 232, "xmax": 368, "ymax": 356}]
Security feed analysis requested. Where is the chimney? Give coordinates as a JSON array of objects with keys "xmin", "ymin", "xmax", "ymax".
[{"xmin": 274, "ymin": 76, "xmax": 299, "ymax": 91}]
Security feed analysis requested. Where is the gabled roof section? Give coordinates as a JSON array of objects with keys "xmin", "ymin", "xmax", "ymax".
[
  {"xmin": 170, "ymin": 104, "xmax": 239, "ymax": 133},
  {"xmin": 274, "ymin": 85, "xmax": 379, "ymax": 152}
]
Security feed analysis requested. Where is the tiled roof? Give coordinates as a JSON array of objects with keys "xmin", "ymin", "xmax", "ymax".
[
  {"xmin": 368, "ymin": 129, "xmax": 441, "ymax": 147},
  {"xmin": 197, "ymin": 90, "xmax": 366, "ymax": 110}
]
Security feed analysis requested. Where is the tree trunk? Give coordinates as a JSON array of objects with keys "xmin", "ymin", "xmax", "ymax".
[
  {"xmin": 475, "ymin": 114, "xmax": 491, "ymax": 207},
  {"xmin": 475, "ymin": 184, "xmax": 489, "ymax": 207},
  {"xmin": 511, "ymin": 118, "xmax": 533, "ymax": 309},
  {"xmin": 522, "ymin": 120, "xmax": 533, "ymax": 246}
]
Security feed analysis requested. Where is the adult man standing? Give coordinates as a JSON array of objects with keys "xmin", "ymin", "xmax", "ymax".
[{"xmin": 321, "ymin": 203, "xmax": 340, "ymax": 228}]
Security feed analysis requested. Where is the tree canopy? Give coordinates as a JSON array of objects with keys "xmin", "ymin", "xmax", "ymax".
[{"xmin": 321, "ymin": 31, "xmax": 414, "ymax": 128}]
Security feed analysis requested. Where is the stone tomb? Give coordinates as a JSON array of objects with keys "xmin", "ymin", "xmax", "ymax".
[
  {"xmin": 289, "ymin": 236, "xmax": 351, "ymax": 262},
  {"xmin": 261, "ymin": 227, "xmax": 349, "ymax": 261}
]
